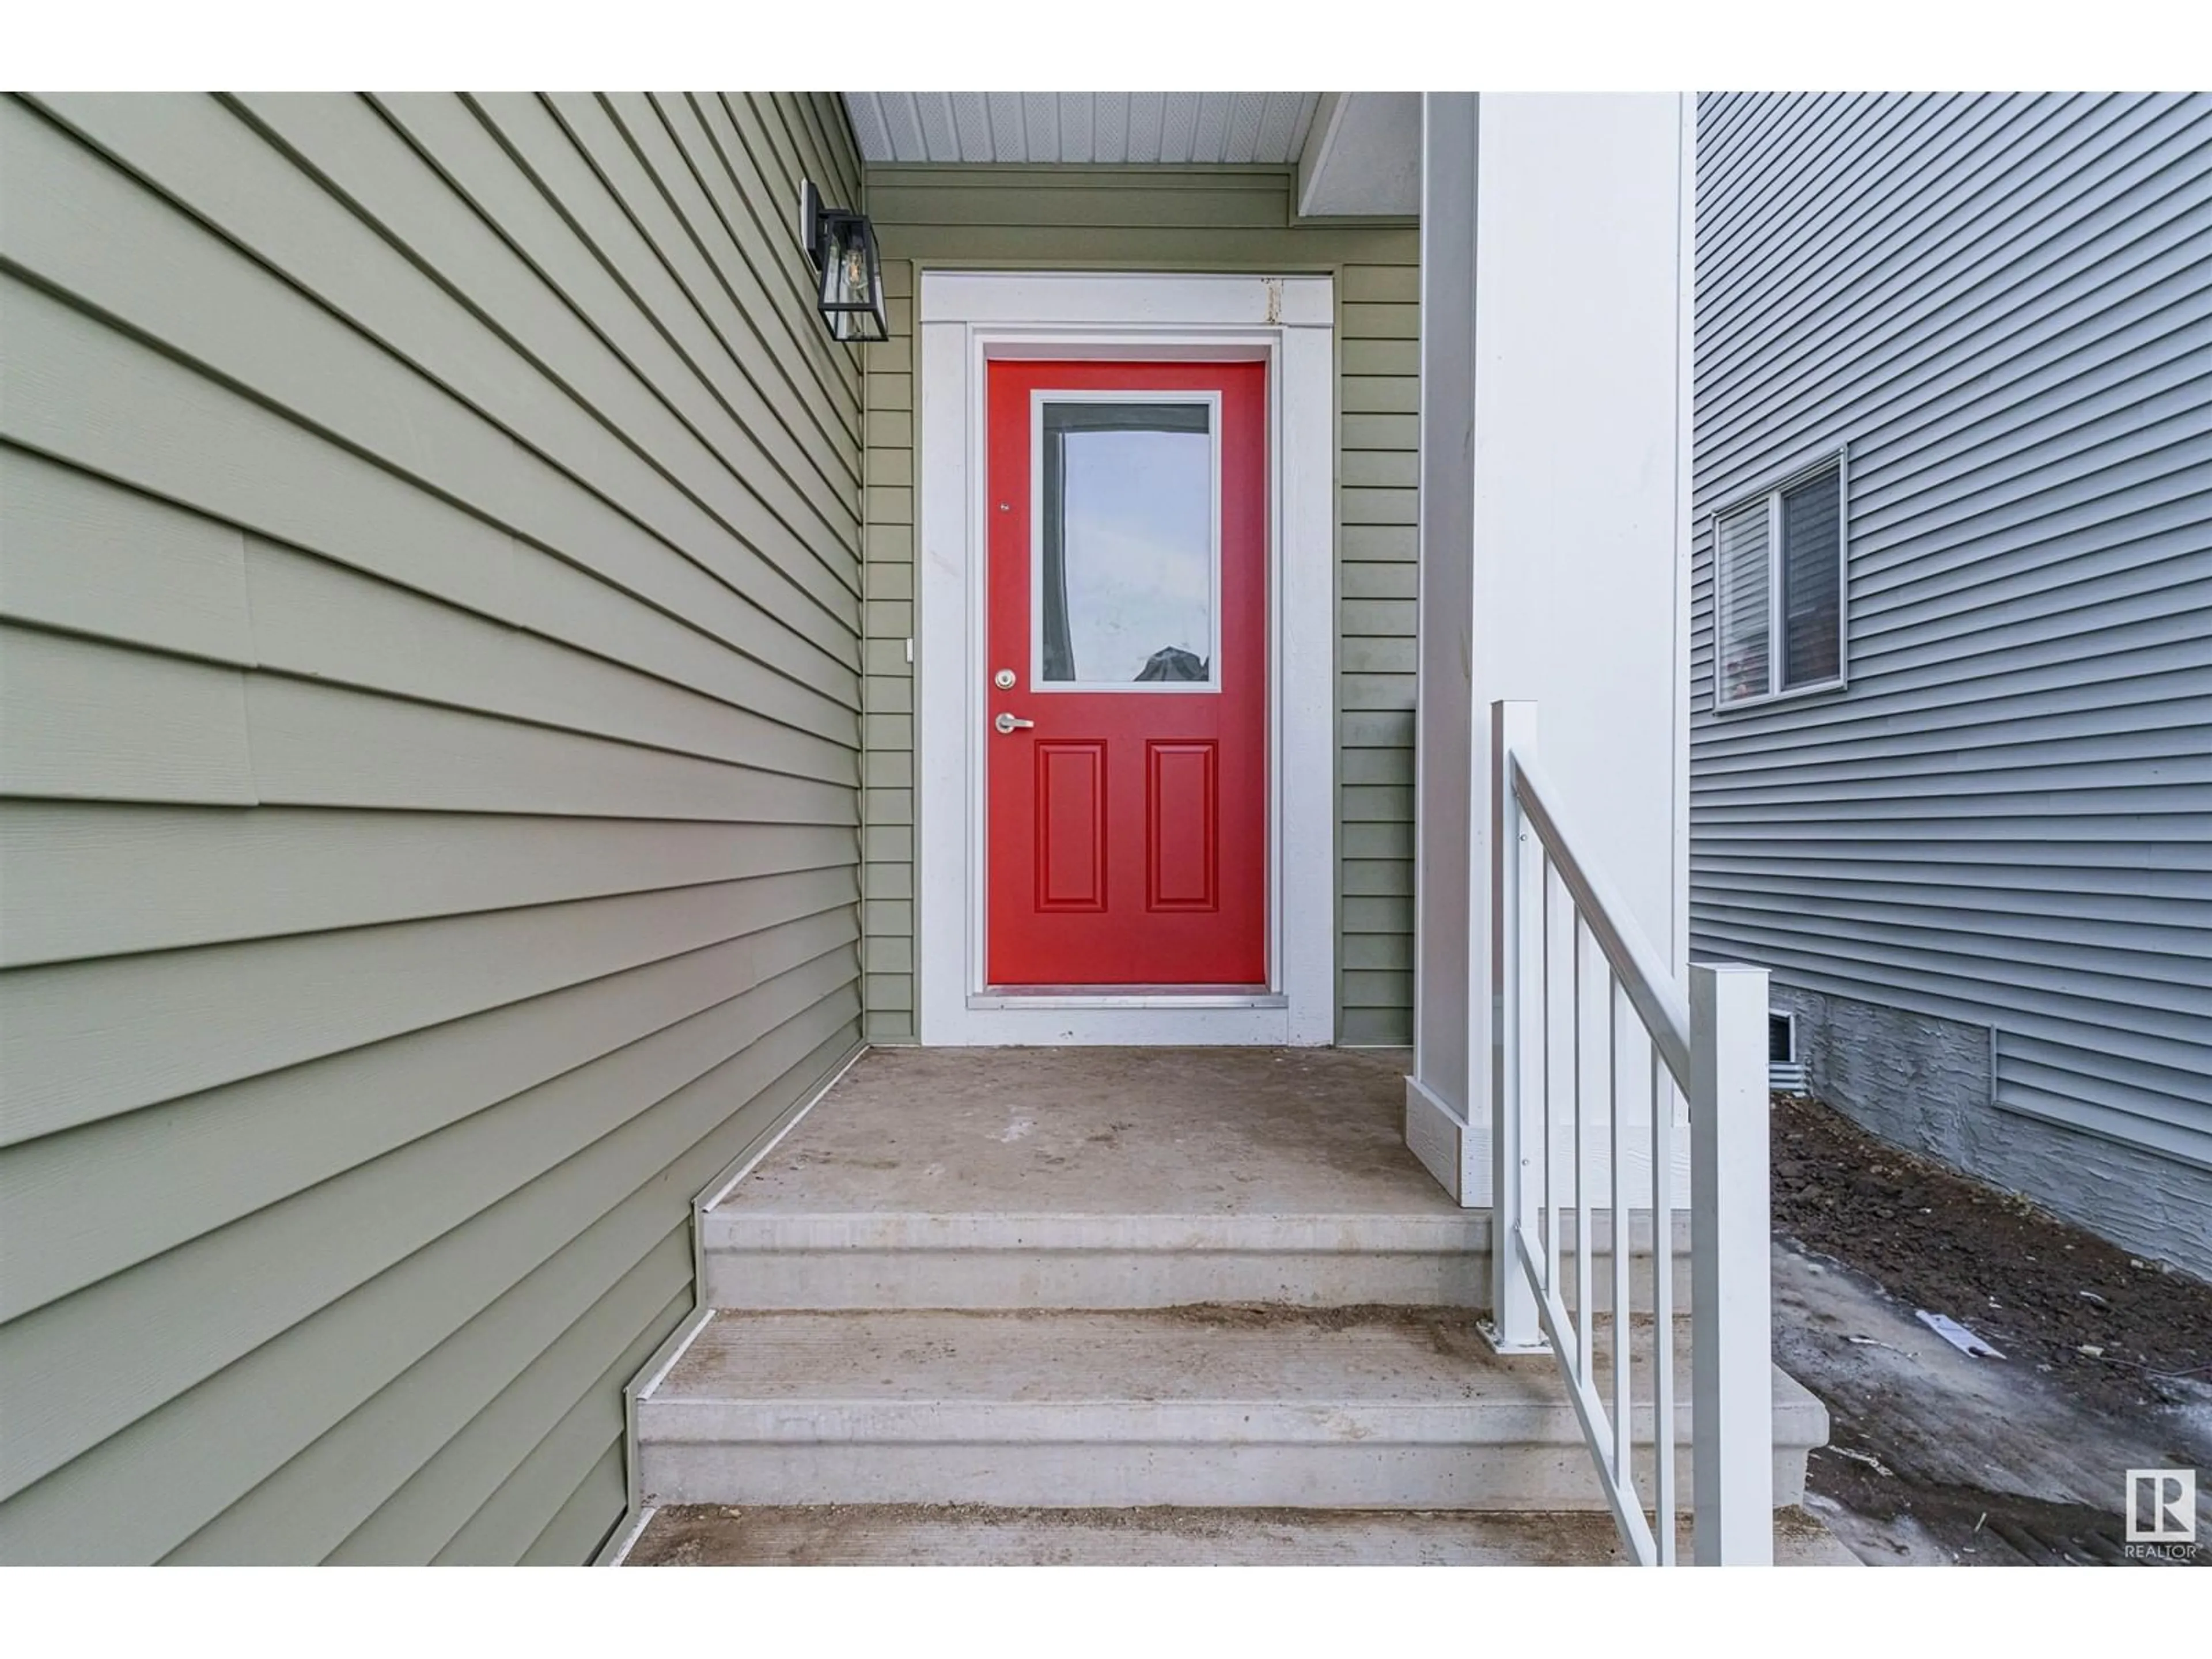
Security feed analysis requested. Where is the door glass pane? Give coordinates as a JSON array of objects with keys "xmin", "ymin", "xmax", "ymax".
[
  {"xmin": 1779, "ymin": 468, "xmax": 1842, "ymax": 689},
  {"xmin": 1715, "ymin": 502, "xmax": 1771, "ymax": 704},
  {"xmin": 1039, "ymin": 400, "xmax": 1214, "ymax": 687}
]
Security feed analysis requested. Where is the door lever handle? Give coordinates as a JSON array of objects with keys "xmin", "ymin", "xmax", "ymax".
[{"xmin": 993, "ymin": 712, "xmax": 1035, "ymax": 734}]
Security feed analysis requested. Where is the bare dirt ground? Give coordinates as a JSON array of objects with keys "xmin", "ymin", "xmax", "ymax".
[{"xmin": 1769, "ymin": 1092, "xmax": 2212, "ymax": 1566}]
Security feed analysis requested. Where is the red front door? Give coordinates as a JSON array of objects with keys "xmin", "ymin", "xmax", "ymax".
[{"xmin": 984, "ymin": 359, "xmax": 1268, "ymax": 987}]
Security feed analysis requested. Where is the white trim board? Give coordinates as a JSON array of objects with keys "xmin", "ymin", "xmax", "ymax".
[
  {"xmin": 1404, "ymin": 1074, "xmax": 1690, "ymax": 1207},
  {"xmin": 915, "ymin": 271, "xmax": 1336, "ymax": 1047},
  {"xmin": 597, "ymin": 1503, "xmax": 657, "ymax": 1569},
  {"xmin": 1406, "ymin": 1075, "xmax": 1488, "ymax": 1206}
]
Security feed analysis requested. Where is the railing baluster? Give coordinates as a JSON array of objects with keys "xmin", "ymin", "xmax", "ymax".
[
  {"xmin": 1610, "ymin": 984, "xmax": 1632, "ymax": 1497},
  {"xmin": 1518, "ymin": 825, "xmax": 1546, "ymax": 1295},
  {"xmin": 1539, "ymin": 856, "xmax": 1552, "ymax": 1296},
  {"xmin": 1575, "ymin": 926, "xmax": 1601, "ymax": 1382},
  {"xmin": 1653, "ymin": 1049, "xmax": 1678, "ymax": 1566},
  {"xmin": 1544, "ymin": 860, "xmax": 1569, "ymax": 1298}
]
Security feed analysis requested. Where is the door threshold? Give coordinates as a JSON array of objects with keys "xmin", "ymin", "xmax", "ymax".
[{"xmin": 971, "ymin": 985, "xmax": 1285, "ymax": 1011}]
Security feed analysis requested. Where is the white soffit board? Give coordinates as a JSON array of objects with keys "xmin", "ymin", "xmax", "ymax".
[
  {"xmin": 1297, "ymin": 91, "xmax": 1421, "ymax": 217},
  {"xmin": 843, "ymin": 93, "xmax": 1323, "ymax": 165}
]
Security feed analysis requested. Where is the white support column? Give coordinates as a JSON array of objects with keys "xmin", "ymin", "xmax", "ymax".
[
  {"xmin": 1690, "ymin": 961, "xmax": 1774, "ymax": 1565},
  {"xmin": 1485, "ymin": 699, "xmax": 1545, "ymax": 1353},
  {"xmin": 1404, "ymin": 93, "xmax": 1695, "ymax": 1213},
  {"xmin": 1404, "ymin": 92, "xmax": 1484, "ymax": 1207}
]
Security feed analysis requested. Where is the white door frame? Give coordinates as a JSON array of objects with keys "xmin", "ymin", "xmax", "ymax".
[{"xmin": 915, "ymin": 270, "xmax": 1336, "ymax": 1046}]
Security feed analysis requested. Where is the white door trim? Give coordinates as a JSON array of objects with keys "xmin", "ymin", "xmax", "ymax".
[{"xmin": 915, "ymin": 271, "xmax": 1335, "ymax": 1046}]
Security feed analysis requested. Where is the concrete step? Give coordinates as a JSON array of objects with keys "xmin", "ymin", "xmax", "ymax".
[
  {"xmin": 623, "ymin": 1503, "xmax": 1862, "ymax": 1566},
  {"xmin": 702, "ymin": 1206, "xmax": 1689, "ymax": 1312},
  {"xmin": 636, "ymin": 1306, "xmax": 1827, "ymax": 1512}
]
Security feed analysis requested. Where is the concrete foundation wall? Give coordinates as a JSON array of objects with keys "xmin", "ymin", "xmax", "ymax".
[{"xmin": 1777, "ymin": 983, "xmax": 2212, "ymax": 1281}]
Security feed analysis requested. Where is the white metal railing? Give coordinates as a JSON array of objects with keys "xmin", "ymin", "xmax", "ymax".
[{"xmin": 1488, "ymin": 700, "xmax": 1774, "ymax": 1566}]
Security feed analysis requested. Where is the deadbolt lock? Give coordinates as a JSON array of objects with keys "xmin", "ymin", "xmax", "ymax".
[{"xmin": 993, "ymin": 668, "xmax": 1016, "ymax": 690}]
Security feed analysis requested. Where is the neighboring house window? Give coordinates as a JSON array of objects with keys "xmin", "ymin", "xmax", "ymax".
[{"xmin": 1713, "ymin": 454, "xmax": 1847, "ymax": 709}]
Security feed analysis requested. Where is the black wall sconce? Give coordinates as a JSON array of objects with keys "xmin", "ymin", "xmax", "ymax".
[{"xmin": 800, "ymin": 180, "xmax": 888, "ymax": 344}]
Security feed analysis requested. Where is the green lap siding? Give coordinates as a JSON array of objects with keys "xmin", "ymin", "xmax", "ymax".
[
  {"xmin": 858, "ymin": 166, "xmax": 1421, "ymax": 1044},
  {"xmin": 0, "ymin": 92, "xmax": 864, "ymax": 1563}
]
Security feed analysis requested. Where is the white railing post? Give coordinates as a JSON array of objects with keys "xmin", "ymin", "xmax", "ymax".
[
  {"xmin": 1690, "ymin": 961, "xmax": 1774, "ymax": 1565},
  {"xmin": 1486, "ymin": 700, "xmax": 1545, "ymax": 1352}
]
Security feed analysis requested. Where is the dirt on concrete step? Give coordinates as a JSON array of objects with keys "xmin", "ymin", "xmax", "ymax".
[
  {"xmin": 622, "ymin": 1502, "xmax": 1856, "ymax": 1567},
  {"xmin": 1146, "ymin": 1301, "xmax": 1499, "ymax": 1359}
]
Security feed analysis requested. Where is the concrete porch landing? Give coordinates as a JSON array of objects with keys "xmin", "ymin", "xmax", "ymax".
[
  {"xmin": 704, "ymin": 1046, "xmax": 1491, "ymax": 1309},
  {"xmin": 734, "ymin": 1046, "xmax": 1441, "ymax": 1214}
]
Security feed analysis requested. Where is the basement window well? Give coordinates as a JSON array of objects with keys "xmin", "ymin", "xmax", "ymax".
[{"xmin": 1770, "ymin": 1010, "xmax": 1806, "ymax": 1094}]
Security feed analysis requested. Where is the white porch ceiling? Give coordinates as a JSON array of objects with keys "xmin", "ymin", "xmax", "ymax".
[{"xmin": 842, "ymin": 93, "xmax": 1324, "ymax": 166}]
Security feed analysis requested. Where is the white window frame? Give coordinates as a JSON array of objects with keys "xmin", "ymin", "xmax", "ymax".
[
  {"xmin": 1709, "ymin": 446, "xmax": 1850, "ymax": 713},
  {"xmin": 1029, "ymin": 388, "xmax": 1225, "ymax": 695},
  {"xmin": 914, "ymin": 270, "xmax": 1336, "ymax": 1047},
  {"xmin": 1768, "ymin": 1009, "xmax": 1798, "ymax": 1064}
]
